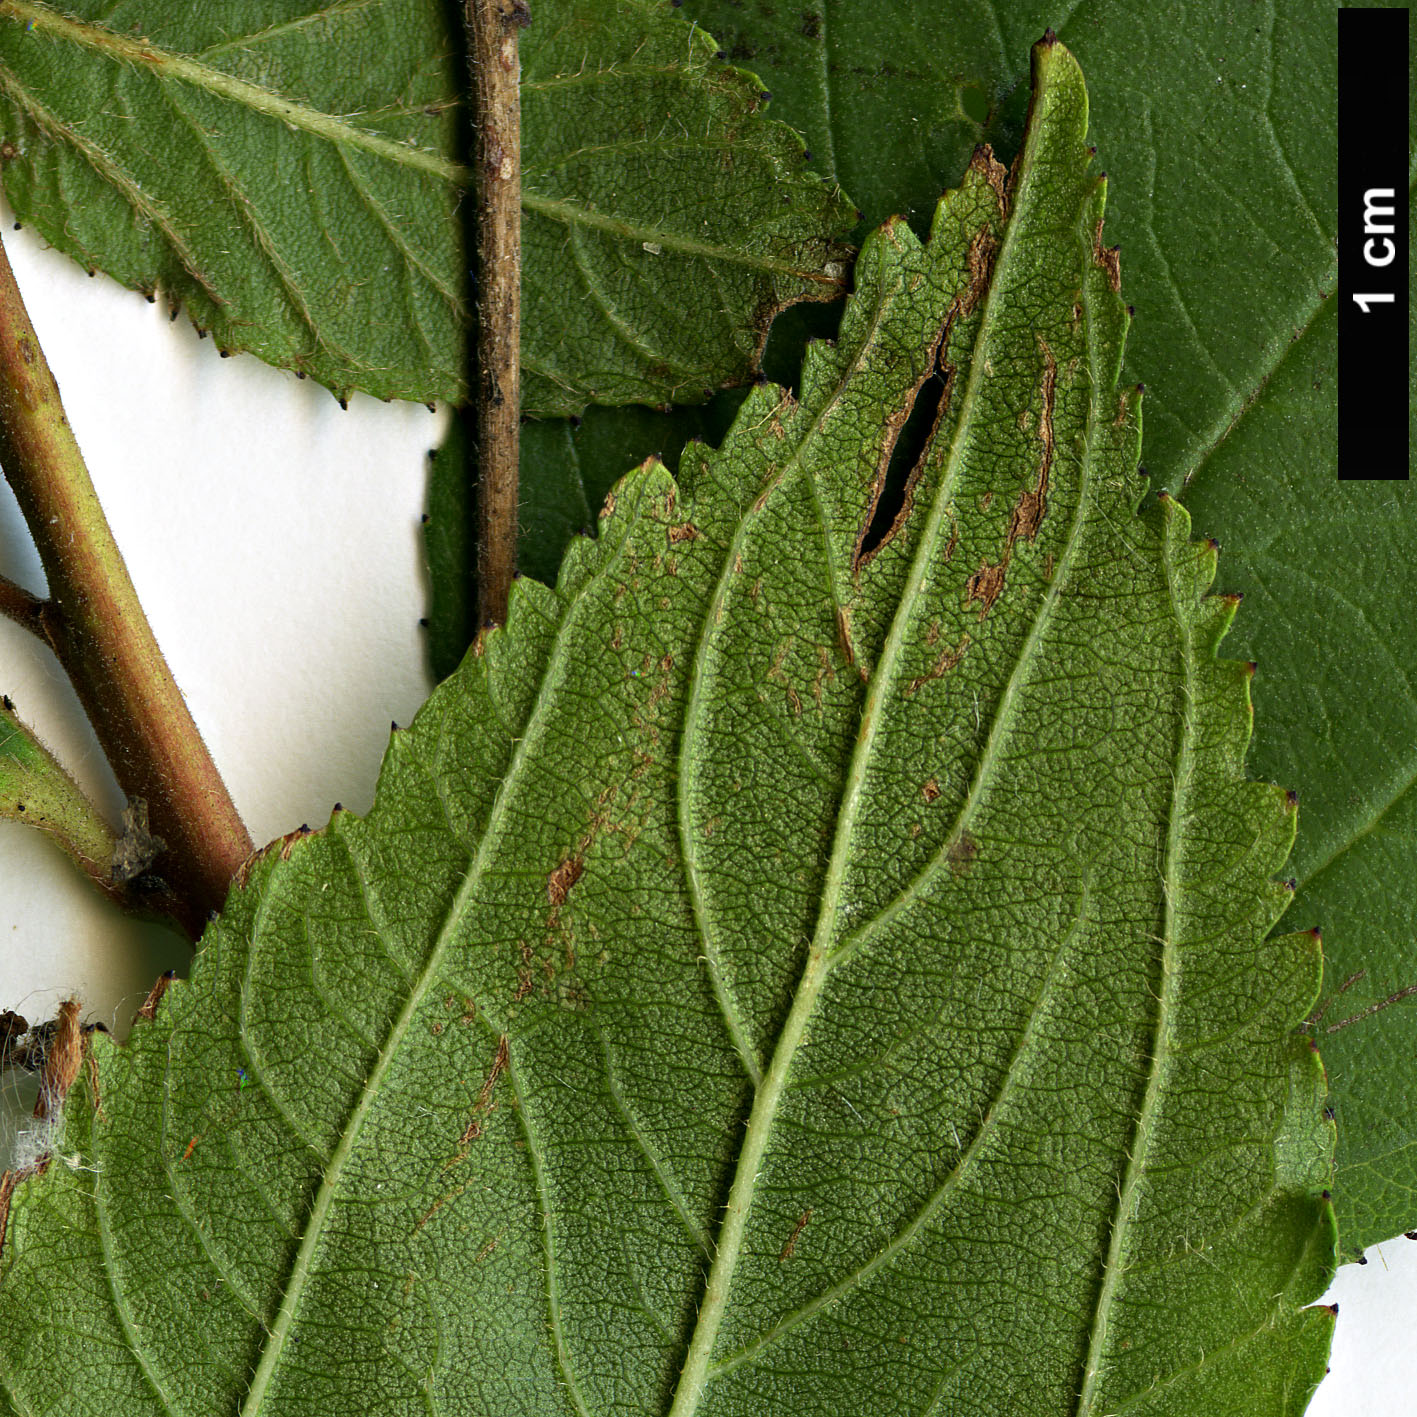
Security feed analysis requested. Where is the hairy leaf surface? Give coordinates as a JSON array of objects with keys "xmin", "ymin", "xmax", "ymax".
[
  {"xmin": 511, "ymin": 3, "xmax": 1417, "ymax": 1257},
  {"xmin": 0, "ymin": 0, "xmax": 852, "ymax": 409},
  {"xmin": 0, "ymin": 42, "xmax": 1335, "ymax": 1415}
]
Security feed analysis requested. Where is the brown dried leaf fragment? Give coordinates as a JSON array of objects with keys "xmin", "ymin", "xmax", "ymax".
[
  {"xmin": 34, "ymin": 999, "xmax": 82, "ymax": 1122},
  {"xmin": 136, "ymin": 970, "xmax": 176, "ymax": 1024}
]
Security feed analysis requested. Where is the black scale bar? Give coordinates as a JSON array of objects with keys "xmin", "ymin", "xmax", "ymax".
[{"xmin": 1338, "ymin": 7, "xmax": 1411, "ymax": 479}]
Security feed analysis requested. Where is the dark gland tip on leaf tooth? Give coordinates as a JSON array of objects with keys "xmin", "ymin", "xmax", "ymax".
[{"xmin": 0, "ymin": 40, "xmax": 1344, "ymax": 1411}]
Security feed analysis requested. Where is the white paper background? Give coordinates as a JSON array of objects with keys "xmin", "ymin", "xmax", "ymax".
[{"xmin": 0, "ymin": 211, "xmax": 1405, "ymax": 1414}]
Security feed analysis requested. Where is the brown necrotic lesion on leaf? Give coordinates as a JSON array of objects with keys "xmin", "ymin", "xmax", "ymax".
[
  {"xmin": 970, "ymin": 143, "xmax": 1011, "ymax": 218},
  {"xmin": 1007, "ymin": 336, "xmax": 1056, "ymax": 545},
  {"xmin": 136, "ymin": 969, "xmax": 176, "ymax": 1024},
  {"xmin": 962, "ymin": 335, "xmax": 1058, "ymax": 620},
  {"xmin": 1092, "ymin": 215, "xmax": 1122, "ymax": 293},
  {"xmin": 547, "ymin": 854, "xmax": 584, "ymax": 907},
  {"xmin": 964, "ymin": 559, "xmax": 1007, "ymax": 618},
  {"xmin": 946, "ymin": 831, "xmax": 979, "ymax": 876},
  {"xmin": 854, "ymin": 187, "xmax": 1005, "ymax": 579},
  {"xmin": 778, "ymin": 1207, "xmax": 812, "ymax": 1261},
  {"xmin": 455, "ymin": 1036, "xmax": 511, "ymax": 1154},
  {"xmin": 906, "ymin": 631, "xmax": 971, "ymax": 695}
]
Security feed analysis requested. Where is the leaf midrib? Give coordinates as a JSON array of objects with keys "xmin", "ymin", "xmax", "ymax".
[
  {"xmin": 666, "ymin": 104, "xmax": 1077, "ymax": 1414},
  {"xmin": 1, "ymin": 0, "xmax": 846, "ymax": 288},
  {"xmin": 675, "ymin": 278, "xmax": 902, "ymax": 1093},
  {"xmin": 0, "ymin": 0, "xmax": 467, "ymax": 183}
]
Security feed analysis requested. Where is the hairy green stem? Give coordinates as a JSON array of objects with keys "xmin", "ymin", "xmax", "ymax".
[
  {"xmin": 0, "ymin": 230, "xmax": 251, "ymax": 939},
  {"xmin": 0, "ymin": 695, "xmax": 190, "ymax": 926},
  {"xmin": 467, "ymin": 0, "xmax": 528, "ymax": 628}
]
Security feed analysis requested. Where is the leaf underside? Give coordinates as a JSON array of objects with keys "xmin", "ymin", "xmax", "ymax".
[
  {"xmin": 675, "ymin": 0, "xmax": 1417, "ymax": 1262},
  {"xmin": 424, "ymin": 400, "xmax": 745, "ymax": 683},
  {"xmin": 0, "ymin": 41, "xmax": 1335, "ymax": 1417},
  {"xmin": 0, "ymin": 0, "xmax": 853, "ymax": 411}
]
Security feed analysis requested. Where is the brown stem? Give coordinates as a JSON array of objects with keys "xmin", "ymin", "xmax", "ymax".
[
  {"xmin": 0, "ymin": 572, "xmax": 47, "ymax": 639},
  {"xmin": 467, "ymin": 0, "xmax": 528, "ymax": 628},
  {"xmin": 0, "ymin": 231, "xmax": 251, "ymax": 938}
]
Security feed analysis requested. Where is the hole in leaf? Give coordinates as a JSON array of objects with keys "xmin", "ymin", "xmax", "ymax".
[
  {"xmin": 857, "ymin": 369, "xmax": 950, "ymax": 564},
  {"xmin": 761, "ymin": 297, "xmax": 846, "ymax": 394}
]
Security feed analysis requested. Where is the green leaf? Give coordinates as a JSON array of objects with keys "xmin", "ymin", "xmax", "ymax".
[
  {"xmin": 424, "ymin": 399, "xmax": 745, "ymax": 681},
  {"xmin": 0, "ymin": 693, "xmax": 116, "ymax": 879},
  {"xmin": 682, "ymin": 0, "xmax": 1339, "ymax": 493},
  {"xmin": 0, "ymin": 41, "xmax": 1335, "ymax": 1413},
  {"xmin": 678, "ymin": 1, "xmax": 1417, "ymax": 1254},
  {"xmin": 0, "ymin": 0, "xmax": 854, "ymax": 410},
  {"xmin": 1180, "ymin": 288, "xmax": 1417, "ymax": 1256},
  {"xmin": 540, "ymin": 0, "xmax": 1345, "ymax": 593}
]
